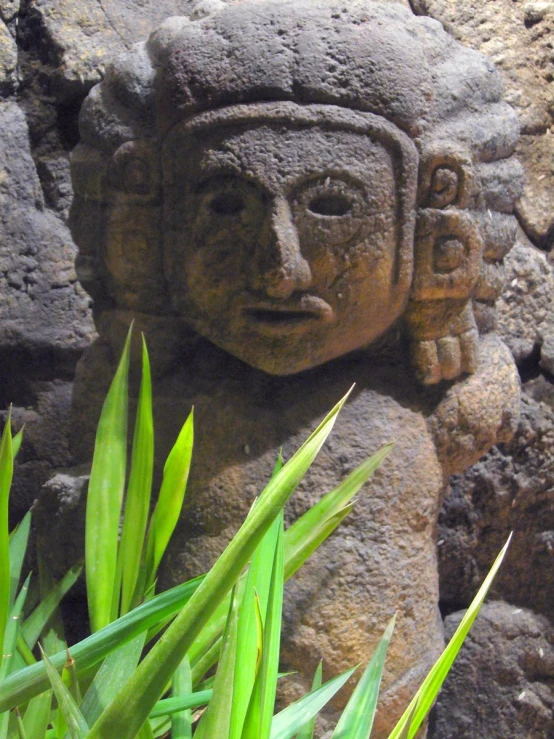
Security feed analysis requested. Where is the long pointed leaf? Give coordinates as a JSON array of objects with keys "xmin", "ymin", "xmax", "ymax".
[
  {"xmin": 171, "ymin": 655, "xmax": 193, "ymax": 739},
  {"xmin": 21, "ymin": 564, "xmax": 82, "ymax": 650},
  {"xmin": 270, "ymin": 668, "xmax": 356, "ymax": 739},
  {"xmin": 194, "ymin": 588, "xmax": 239, "ymax": 739},
  {"xmin": 144, "ymin": 409, "xmax": 193, "ymax": 591},
  {"xmin": 0, "ymin": 574, "xmax": 31, "ymax": 735},
  {"xmin": 86, "ymin": 326, "xmax": 131, "ymax": 632},
  {"xmin": 119, "ymin": 336, "xmax": 154, "ymax": 616},
  {"xmin": 296, "ymin": 662, "xmax": 322, "ymax": 739},
  {"xmin": 243, "ymin": 512, "xmax": 284, "ymax": 739},
  {"xmin": 0, "ymin": 414, "xmax": 14, "ymax": 673},
  {"xmin": 39, "ymin": 647, "xmax": 89, "ymax": 739},
  {"xmin": 149, "ymin": 690, "xmax": 212, "ymax": 720},
  {"xmin": 0, "ymin": 575, "xmax": 204, "ymax": 713},
  {"xmin": 8, "ymin": 513, "xmax": 31, "ymax": 609},
  {"xmin": 230, "ymin": 506, "xmax": 282, "ymax": 739},
  {"xmin": 11, "ymin": 430, "xmax": 23, "ymax": 461},
  {"xmin": 1, "ymin": 575, "xmax": 31, "ymax": 682},
  {"xmin": 37, "ymin": 554, "xmax": 67, "ymax": 658},
  {"xmin": 86, "ymin": 389, "xmax": 352, "ymax": 739},
  {"xmin": 80, "ymin": 633, "xmax": 145, "ymax": 727},
  {"xmin": 284, "ymin": 444, "xmax": 392, "ymax": 580},
  {"xmin": 14, "ymin": 708, "xmax": 26, "ymax": 739},
  {"xmin": 21, "ymin": 690, "xmax": 52, "ymax": 739},
  {"xmin": 388, "ymin": 535, "xmax": 512, "ymax": 739},
  {"xmin": 332, "ymin": 615, "xmax": 395, "ymax": 739}
]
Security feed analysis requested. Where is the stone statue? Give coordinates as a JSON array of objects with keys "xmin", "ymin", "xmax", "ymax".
[{"xmin": 68, "ymin": 0, "xmax": 522, "ymax": 734}]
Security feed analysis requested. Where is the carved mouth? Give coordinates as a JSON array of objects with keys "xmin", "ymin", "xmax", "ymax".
[
  {"xmin": 243, "ymin": 298, "xmax": 334, "ymax": 333},
  {"xmin": 246, "ymin": 308, "xmax": 318, "ymax": 325}
]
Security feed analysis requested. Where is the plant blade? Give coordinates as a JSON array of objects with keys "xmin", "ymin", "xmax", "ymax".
[
  {"xmin": 171, "ymin": 655, "xmax": 193, "ymax": 739},
  {"xmin": 0, "ymin": 414, "xmax": 14, "ymax": 673},
  {"xmin": 39, "ymin": 647, "xmax": 89, "ymax": 739},
  {"xmin": 296, "ymin": 662, "xmax": 322, "ymax": 739},
  {"xmin": 21, "ymin": 690, "xmax": 52, "ymax": 739},
  {"xmin": 21, "ymin": 564, "xmax": 82, "ymax": 650},
  {"xmin": 388, "ymin": 535, "xmax": 512, "ymax": 739},
  {"xmin": 119, "ymin": 336, "xmax": 154, "ymax": 617},
  {"xmin": 230, "ymin": 489, "xmax": 282, "ymax": 739},
  {"xmin": 80, "ymin": 634, "xmax": 145, "ymax": 727},
  {"xmin": 0, "ymin": 575, "xmax": 204, "ymax": 713},
  {"xmin": 86, "ymin": 326, "xmax": 131, "ymax": 632},
  {"xmin": 332, "ymin": 614, "xmax": 396, "ymax": 739},
  {"xmin": 194, "ymin": 588, "xmax": 239, "ymax": 739},
  {"xmin": 242, "ymin": 512, "xmax": 285, "ymax": 739},
  {"xmin": 144, "ymin": 409, "xmax": 194, "ymax": 592},
  {"xmin": 8, "ymin": 512, "xmax": 31, "ymax": 609},
  {"xmin": 86, "ymin": 389, "xmax": 352, "ymax": 739},
  {"xmin": 270, "ymin": 668, "xmax": 356, "ymax": 739}
]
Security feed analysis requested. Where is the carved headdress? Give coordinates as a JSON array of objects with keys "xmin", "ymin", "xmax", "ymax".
[{"xmin": 70, "ymin": 0, "xmax": 523, "ymax": 383}]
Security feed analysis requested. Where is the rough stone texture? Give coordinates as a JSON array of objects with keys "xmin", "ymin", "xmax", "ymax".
[
  {"xmin": 411, "ymin": 0, "xmax": 554, "ymax": 249},
  {"xmin": 496, "ymin": 233, "xmax": 554, "ymax": 367},
  {"xmin": 0, "ymin": 96, "xmax": 94, "ymax": 520},
  {"xmin": 438, "ymin": 387, "xmax": 554, "ymax": 621},
  {"xmin": 0, "ymin": 18, "xmax": 17, "ymax": 92},
  {"xmin": 429, "ymin": 602, "xmax": 554, "ymax": 739},
  {"xmin": 0, "ymin": 101, "xmax": 93, "ymax": 351}
]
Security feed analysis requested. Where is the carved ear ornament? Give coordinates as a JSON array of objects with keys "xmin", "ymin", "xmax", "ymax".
[
  {"xmin": 109, "ymin": 141, "xmax": 161, "ymax": 202},
  {"xmin": 407, "ymin": 146, "xmax": 486, "ymax": 384}
]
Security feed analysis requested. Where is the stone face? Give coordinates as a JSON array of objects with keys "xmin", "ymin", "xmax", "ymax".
[
  {"xmin": 429, "ymin": 602, "xmax": 554, "ymax": 739},
  {"xmin": 67, "ymin": 2, "xmax": 523, "ymax": 735},
  {"xmin": 411, "ymin": 0, "xmax": 554, "ymax": 249},
  {"xmin": 71, "ymin": 0, "xmax": 522, "ymax": 384}
]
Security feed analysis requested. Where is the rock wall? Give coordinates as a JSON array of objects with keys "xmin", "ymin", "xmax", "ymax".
[{"xmin": 1, "ymin": 0, "xmax": 553, "ymax": 734}]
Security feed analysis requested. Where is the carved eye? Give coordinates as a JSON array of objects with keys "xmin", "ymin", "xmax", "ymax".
[
  {"xmin": 308, "ymin": 193, "xmax": 352, "ymax": 217},
  {"xmin": 209, "ymin": 192, "xmax": 245, "ymax": 215}
]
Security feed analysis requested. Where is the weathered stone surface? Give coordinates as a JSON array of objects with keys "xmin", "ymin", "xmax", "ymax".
[
  {"xmin": 0, "ymin": 101, "xmax": 94, "ymax": 351},
  {"xmin": 24, "ymin": 0, "xmax": 413, "ymax": 97},
  {"xmin": 0, "ymin": 19, "xmax": 16, "ymax": 92},
  {"xmin": 411, "ymin": 0, "xmax": 554, "ymax": 250},
  {"xmin": 496, "ymin": 234, "xmax": 554, "ymax": 366},
  {"xmin": 438, "ymin": 388, "xmax": 554, "ymax": 620},
  {"xmin": 22, "ymin": 0, "xmax": 191, "ymax": 96},
  {"xmin": 3, "ymin": 380, "xmax": 75, "ymax": 523},
  {"xmin": 516, "ymin": 134, "xmax": 554, "ymax": 249},
  {"xmin": 429, "ymin": 602, "xmax": 554, "ymax": 739}
]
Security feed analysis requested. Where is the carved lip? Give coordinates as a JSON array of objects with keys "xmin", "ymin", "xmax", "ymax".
[{"xmin": 242, "ymin": 296, "xmax": 334, "ymax": 333}]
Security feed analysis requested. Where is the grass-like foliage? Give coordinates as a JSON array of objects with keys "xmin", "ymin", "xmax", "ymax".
[{"xmin": 0, "ymin": 327, "xmax": 510, "ymax": 738}]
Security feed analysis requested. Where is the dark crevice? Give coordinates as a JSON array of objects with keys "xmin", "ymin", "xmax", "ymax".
[
  {"xmin": 0, "ymin": 348, "xmax": 83, "ymax": 408},
  {"xmin": 517, "ymin": 342, "xmax": 543, "ymax": 383},
  {"xmin": 515, "ymin": 207, "xmax": 554, "ymax": 253}
]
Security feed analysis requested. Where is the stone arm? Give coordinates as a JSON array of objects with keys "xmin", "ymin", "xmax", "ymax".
[{"xmin": 428, "ymin": 333, "xmax": 520, "ymax": 478}]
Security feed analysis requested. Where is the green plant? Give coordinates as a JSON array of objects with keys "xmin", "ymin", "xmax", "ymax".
[
  {"xmin": 0, "ymin": 329, "xmax": 391, "ymax": 737},
  {"xmin": 0, "ymin": 329, "xmax": 510, "ymax": 738}
]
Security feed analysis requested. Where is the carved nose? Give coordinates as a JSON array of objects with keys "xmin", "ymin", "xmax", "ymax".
[{"xmin": 253, "ymin": 197, "xmax": 312, "ymax": 299}]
